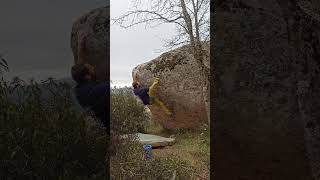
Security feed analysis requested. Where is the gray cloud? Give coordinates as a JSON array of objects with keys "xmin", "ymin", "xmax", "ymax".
[
  {"xmin": 110, "ymin": 0, "xmax": 176, "ymax": 86},
  {"xmin": 0, "ymin": 0, "xmax": 176, "ymax": 84},
  {"xmin": 0, "ymin": 0, "xmax": 107, "ymax": 81}
]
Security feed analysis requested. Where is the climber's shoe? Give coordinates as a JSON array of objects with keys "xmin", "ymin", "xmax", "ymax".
[
  {"xmin": 166, "ymin": 105, "xmax": 175, "ymax": 117},
  {"xmin": 166, "ymin": 110, "xmax": 173, "ymax": 117}
]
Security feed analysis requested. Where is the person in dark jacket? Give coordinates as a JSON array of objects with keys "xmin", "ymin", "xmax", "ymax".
[
  {"xmin": 132, "ymin": 78, "xmax": 172, "ymax": 116},
  {"xmin": 71, "ymin": 63, "xmax": 108, "ymax": 127}
]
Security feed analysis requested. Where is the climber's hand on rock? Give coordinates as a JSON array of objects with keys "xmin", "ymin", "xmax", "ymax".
[{"xmin": 154, "ymin": 77, "xmax": 160, "ymax": 82}]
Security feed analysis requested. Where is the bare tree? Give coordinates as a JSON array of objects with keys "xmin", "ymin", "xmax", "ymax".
[
  {"xmin": 113, "ymin": 0, "xmax": 210, "ymax": 122},
  {"xmin": 113, "ymin": 0, "xmax": 209, "ymax": 48}
]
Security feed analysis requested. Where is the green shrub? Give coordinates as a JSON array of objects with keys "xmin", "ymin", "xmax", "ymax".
[
  {"xmin": 111, "ymin": 87, "xmax": 149, "ymax": 134},
  {"xmin": 0, "ymin": 78, "xmax": 107, "ymax": 180}
]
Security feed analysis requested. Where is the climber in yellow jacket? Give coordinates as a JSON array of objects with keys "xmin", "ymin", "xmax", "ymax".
[{"xmin": 132, "ymin": 78, "xmax": 172, "ymax": 116}]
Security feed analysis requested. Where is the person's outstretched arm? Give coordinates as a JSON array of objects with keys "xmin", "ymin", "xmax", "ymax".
[{"xmin": 149, "ymin": 78, "xmax": 160, "ymax": 97}]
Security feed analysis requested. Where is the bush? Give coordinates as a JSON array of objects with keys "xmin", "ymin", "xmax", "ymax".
[
  {"xmin": 0, "ymin": 78, "xmax": 107, "ymax": 180},
  {"xmin": 111, "ymin": 87, "xmax": 149, "ymax": 134}
]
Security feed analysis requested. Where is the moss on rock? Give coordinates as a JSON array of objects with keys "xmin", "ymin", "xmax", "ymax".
[{"xmin": 145, "ymin": 51, "xmax": 188, "ymax": 74}]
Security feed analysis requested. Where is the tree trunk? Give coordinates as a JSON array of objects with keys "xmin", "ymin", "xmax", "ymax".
[
  {"xmin": 181, "ymin": 0, "xmax": 210, "ymax": 123},
  {"xmin": 180, "ymin": 0, "xmax": 195, "ymax": 45}
]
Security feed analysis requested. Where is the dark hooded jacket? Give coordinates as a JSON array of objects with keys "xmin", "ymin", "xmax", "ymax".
[
  {"xmin": 133, "ymin": 86, "xmax": 150, "ymax": 105},
  {"xmin": 74, "ymin": 81, "xmax": 108, "ymax": 127}
]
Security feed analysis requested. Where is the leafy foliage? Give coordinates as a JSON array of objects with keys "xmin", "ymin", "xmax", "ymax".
[
  {"xmin": 111, "ymin": 87, "xmax": 149, "ymax": 134},
  {"xmin": 0, "ymin": 77, "xmax": 107, "ymax": 180}
]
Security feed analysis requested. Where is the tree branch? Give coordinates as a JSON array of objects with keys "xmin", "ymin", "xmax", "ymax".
[
  {"xmin": 198, "ymin": 3, "xmax": 210, "ymax": 25},
  {"xmin": 113, "ymin": 10, "xmax": 183, "ymax": 28},
  {"xmin": 113, "ymin": 0, "xmax": 209, "ymax": 53}
]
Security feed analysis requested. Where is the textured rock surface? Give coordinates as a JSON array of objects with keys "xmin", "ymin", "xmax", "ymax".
[
  {"xmin": 71, "ymin": 6, "xmax": 109, "ymax": 81},
  {"xmin": 213, "ymin": 0, "xmax": 320, "ymax": 179},
  {"xmin": 132, "ymin": 43, "xmax": 209, "ymax": 129}
]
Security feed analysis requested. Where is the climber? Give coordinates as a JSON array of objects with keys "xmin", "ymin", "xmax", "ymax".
[
  {"xmin": 71, "ymin": 63, "xmax": 108, "ymax": 127},
  {"xmin": 132, "ymin": 78, "xmax": 172, "ymax": 116},
  {"xmin": 70, "ymin": 35, "xmax": 108, "ymax": 127}
]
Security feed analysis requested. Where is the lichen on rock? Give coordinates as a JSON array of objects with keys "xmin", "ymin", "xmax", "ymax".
[
  {"xmin": 132, "ymin": 43, "xmax": 210, "ymax": 129},
  {"xmin": 145, "ymin": 52, "xmax": 188, "ymax": 74}
]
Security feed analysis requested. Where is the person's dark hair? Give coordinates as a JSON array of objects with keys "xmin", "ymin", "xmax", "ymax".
[
  {"xmin": 71, "ymin": 64, "xmax": 89, "ymax": 83},
  {"xmin": 132, "ymin": 82, "xmax": 139, "ymax": 89}
]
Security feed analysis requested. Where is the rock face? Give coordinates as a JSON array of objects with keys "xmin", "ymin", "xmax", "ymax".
[
  {"xmin": 213, "ymin": 0, "xmax": 320, "ymax": 179},
  {"xmin": 132, "ymin": 43, "xmax": 209, "ymax": 129},
  {"xmin": 71, "ymin": 6, "xmax": 109, "ymax": 82}
]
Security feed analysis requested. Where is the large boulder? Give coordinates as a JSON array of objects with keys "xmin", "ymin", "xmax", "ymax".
[
  {"xmin": 132, "ymin": 43, "xmax": 209, "ymax": 129},
  {"xmin": 213, "ymin": 0, "xmax": 320, "ymax": 179},
  {"xmin": 71, "ymin": 6, "xmax": 109, "ymax": 82}
]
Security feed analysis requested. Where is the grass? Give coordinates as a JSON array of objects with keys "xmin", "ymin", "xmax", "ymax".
[
  {"xmin": 144, "ymin": 119, "xmax": 164, "ymax": 133},
  {"xmin": 109, "ymin": 135, "xmax": 197, "ymax": 179},
  {"xmin": 144, "ymin": 120, "xmax": 210, "ymax": 179}
]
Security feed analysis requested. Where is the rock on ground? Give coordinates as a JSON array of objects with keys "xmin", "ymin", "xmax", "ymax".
[
  {"xmin": 132, "ymin": 43, "xmax": 209, "ymax": 129},
  {"xmin": 71, "ymin": 6, "xmax": 109, "ymax": 82}
]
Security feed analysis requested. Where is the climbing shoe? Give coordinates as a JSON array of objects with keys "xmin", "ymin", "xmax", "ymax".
[{"xmin": 166, "ymin": 110, "xmax": 174, "ymax": 117}]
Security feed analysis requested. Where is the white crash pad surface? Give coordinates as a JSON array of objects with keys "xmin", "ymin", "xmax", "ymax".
[{"xmin": 121, "ymin": 133, "xmax": 175, "ymax": 147}]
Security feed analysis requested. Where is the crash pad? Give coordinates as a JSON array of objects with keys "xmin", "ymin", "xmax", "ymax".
[{"xmin": 121, "ymin": 133, "xmax": 175, "ymax": 147}]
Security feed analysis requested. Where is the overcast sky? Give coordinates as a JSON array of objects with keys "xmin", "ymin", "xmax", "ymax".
[
  {"xmin": 0, "ymin": 0, "xmax": 107, "ymax": 82},
  {"xmin": 0, "ymin": 0, "xmax": 176, "ymax": 85},
  {"xmin": 110, "ymin": 0, "xmax": 176, "ymax": 87}
]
